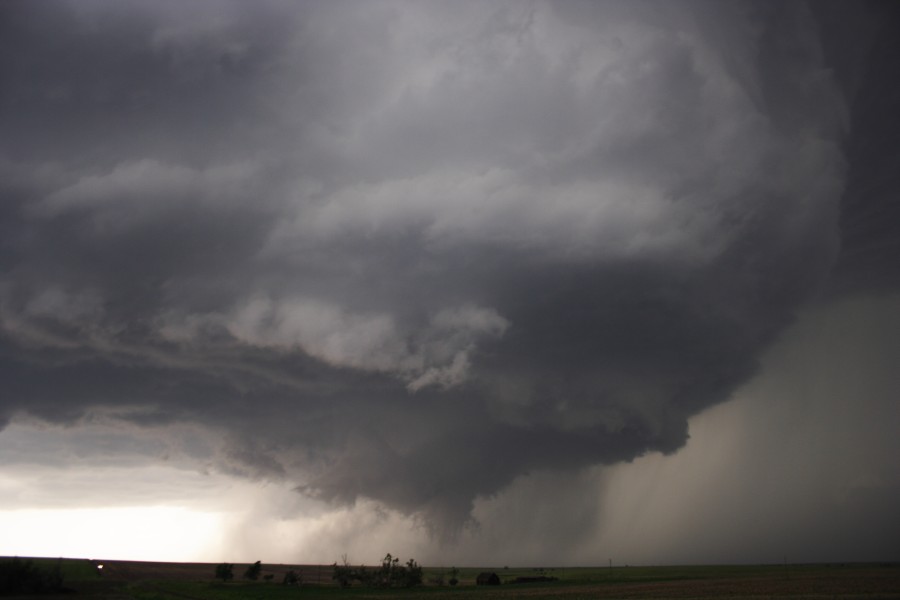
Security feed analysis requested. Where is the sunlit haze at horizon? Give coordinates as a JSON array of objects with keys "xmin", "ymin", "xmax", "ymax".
[{"xmin": 1, "ymin": 0, "xmax": 898, "ymax": 566}]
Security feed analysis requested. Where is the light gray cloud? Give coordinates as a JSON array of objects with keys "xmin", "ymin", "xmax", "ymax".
[{"xmin": 1, "ymin": 0, "xmax": 898, "ymax": 560}]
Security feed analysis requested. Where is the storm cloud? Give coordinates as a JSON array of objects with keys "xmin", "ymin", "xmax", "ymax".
[{"xmin": 1, "ymin": 0, "xmax": 898, "ymax": 549}]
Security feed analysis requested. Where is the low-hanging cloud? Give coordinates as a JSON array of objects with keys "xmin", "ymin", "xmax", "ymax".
[{"xmin": 1, "ymin": 0, "xmax": 897, "ymax": 541}]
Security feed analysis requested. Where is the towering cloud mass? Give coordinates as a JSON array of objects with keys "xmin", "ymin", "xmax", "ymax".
[{"xmin": 0, "ymin": 0, "xmax": 897, "ymax": 545}]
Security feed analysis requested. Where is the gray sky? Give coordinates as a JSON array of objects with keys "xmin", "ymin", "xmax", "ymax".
[{"xmin": 1, "ymin": 0, "xmax": 898, "ymax": 565}]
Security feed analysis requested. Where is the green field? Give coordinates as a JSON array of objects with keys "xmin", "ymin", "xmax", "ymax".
[{"xmin": 3, "ymin": 558, "xmax": 899, "ymax": 599}]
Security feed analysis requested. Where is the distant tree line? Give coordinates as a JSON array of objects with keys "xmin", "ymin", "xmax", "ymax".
[
  {"xmin": 0, "ymin": 557, "xmax": 65, "ymax": 594},
  {"xmin": 213, "ymin": 555, "xmax": 424, "ymax": 589},
  {"xmin": 332, "ymin": 554, "xmax": 422, "ymax": 588},
  {"xmin": 214, "ymin": 561, "xmax": 301, "ymax": 586}
]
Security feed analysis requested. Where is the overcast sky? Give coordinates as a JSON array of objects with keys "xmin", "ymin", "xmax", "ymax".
[{"xmin": 1, "ymin": 0, "xmax": 898, "ymax": 566}]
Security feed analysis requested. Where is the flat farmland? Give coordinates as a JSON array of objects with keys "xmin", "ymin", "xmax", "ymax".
[{"xmin": 4, "ymin": 558, "xmax": 898, "ymax": 599}]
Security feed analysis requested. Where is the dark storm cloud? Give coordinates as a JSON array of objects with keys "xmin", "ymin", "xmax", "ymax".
[
  {"xmin": 1, "ymin": 0, "xmax": 896, "ymax": 537},
  {"xmin": 815, "ymin": 1, "xmax": 900, "ymax": 295}
]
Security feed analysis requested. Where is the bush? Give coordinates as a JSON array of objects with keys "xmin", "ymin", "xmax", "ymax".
[
  {"xmin": 332, "ymin": 554, "xmax": 422, "ymax": 588},
  {"xmin": 331, "ymin": 560, "xmax": 353, "ymax": 588},
  {"xmin": 402, "ymin": 558, "xmax": 423, "ymax": 587},
  {"xmin": 0, "ymin": 557, "xmax": 65, "ymax": 594},
  {"xmin": 215, "ymin": 563, "xmax": 234, "ymax": 582},
  {"xmin": 243, "ymin": 561, "xmax": 262, "ymax": 581}
]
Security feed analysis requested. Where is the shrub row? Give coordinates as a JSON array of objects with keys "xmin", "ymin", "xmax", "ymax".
[
  {"xmin": 332, "ymin": 554, "xmax": 422, "ymax": 588},
  {"xmin": 0, "ymin": 557, "xmax": 65, "ymax": 595}
]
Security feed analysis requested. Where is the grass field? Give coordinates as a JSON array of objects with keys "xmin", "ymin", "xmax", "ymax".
[{"xmin": 3, "ymin": 558, "xmax": 898, "ymax": 599}]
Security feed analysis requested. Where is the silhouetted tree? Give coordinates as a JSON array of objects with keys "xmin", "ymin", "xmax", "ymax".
[
  {"xmin": 243, "ymin": 561, "xmax": 262, "ymax": 581},
  {"xmin": 331, "ymin": 553, "xmax": 422, "ymax": 588},
  {"xmin": 282, "ymin": 569, "xmax": 301, "ymax": 586},
  {"xmin": 215, "ymin": 563, "xmax": 234, "ymax": 582},
  {"xmin": 403, "ymin": 558, "xmax": 423, "ymax": 587},
  {"xmin": 332, "ymin": 556, "xmax": 353, "ymax": 588},
  {"xmin": 376, "ymin": 553, "xmax": 399, "ymax": 587}
]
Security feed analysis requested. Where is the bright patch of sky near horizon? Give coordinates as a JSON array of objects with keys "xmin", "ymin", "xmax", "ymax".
[{"xmin": 0, "ymin": 508, "xmax": 223, "ymax": 563}]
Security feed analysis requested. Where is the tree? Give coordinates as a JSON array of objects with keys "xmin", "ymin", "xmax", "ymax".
[
  {"xmin": 332, "ymin": 553, "xmax": 422, "ymax": 588},
  {"xmin": 215, "ymin": 563, "xmax": 234, "ymax": 582},
  {"xmin": 403, "ymin": 558, "xmax": 423, "ymax": 587},
  {"xmin": 282, "ymin": 569, "xmax": 301, "ymax": 586},
  {"xmin": 243, "ymin": 561, "xmax": 262, "ymax": 581},
  {"xmin": 377, "ymin": 553, "xmax": 399, "ymax": 587},
  {"xmin": 332, "ymin": 556, "xmax": 353, "ymax": 588}
]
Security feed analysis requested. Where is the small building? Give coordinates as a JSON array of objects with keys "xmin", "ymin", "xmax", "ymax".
[{"xmin": 476, "ymin": 572, "xmax": 500, "ymax": 586}]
